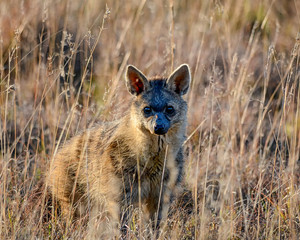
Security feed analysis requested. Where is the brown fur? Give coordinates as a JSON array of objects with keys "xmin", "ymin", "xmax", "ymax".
[{"xmin": 47, "ymin": 64, "xmax": 191, "ymax": 238}]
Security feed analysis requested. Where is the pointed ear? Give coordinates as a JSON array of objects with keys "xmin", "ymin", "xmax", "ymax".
[
  {"xmin": 125, "ymin": 65, "xmax": 149, "ymax": 96},
  {"xmin": 166, "ymin": 64, "xmax": 191, "ymax": 95}
]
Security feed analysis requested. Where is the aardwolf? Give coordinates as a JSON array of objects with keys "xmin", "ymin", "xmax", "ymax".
[{"xmin": 47, "ymin": 64, "xmax": 191, "ymax": 238}]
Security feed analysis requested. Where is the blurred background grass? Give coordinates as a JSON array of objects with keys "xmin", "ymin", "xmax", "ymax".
[{"xmin": 0, "ymin": 0, "xmax": 299, "ymax": 239}]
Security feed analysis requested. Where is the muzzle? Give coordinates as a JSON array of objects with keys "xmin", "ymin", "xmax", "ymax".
[{"xmin": 152, "ymin": 113, "xmax": 170, "ymax": 135}]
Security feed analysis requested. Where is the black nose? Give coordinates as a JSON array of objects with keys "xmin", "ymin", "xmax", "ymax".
[{"xmin": 154, "ymin": 124, "xmax": 167, "ymax": 135}]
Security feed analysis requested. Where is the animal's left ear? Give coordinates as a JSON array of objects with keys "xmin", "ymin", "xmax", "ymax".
[
  {"xmin": 125, "ymin": 65, "xmax": 149, "ymax": 96},
  {"xmin": 166, "ymin": 64, "xmax": 191, "ymax": 95}
]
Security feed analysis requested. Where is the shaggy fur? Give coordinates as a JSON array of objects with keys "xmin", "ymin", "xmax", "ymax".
[{"xmin": 47, "ymin": 64, "xmax": 191, "ymax": 238}]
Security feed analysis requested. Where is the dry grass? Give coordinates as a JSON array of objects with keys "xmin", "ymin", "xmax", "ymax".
[{"xmin": 1, "ymin": 0, "xmax": 300, "ymax": 239}]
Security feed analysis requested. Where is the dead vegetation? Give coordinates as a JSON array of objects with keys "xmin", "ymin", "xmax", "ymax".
[{"xmin": 0, "ymin": 0, "xmax": 299, "ymax": 239}]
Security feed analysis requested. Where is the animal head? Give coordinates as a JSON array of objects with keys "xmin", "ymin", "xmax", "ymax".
[{"xmin": 125, "ymin": 64, "xmax": 190, "ymax": 136}]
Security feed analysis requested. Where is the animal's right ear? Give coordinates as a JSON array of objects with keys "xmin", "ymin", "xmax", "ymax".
[
  {"xmin": 125, "ymin": 65, "xmax": 149, "ymax": 96},
  {"xmin": 166, "ymin": 64, "xmax": 191, "ymax": 95}
]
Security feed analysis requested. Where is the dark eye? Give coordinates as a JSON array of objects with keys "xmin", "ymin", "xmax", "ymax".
[
  {"xmin": 143, "ymin": 106, "xmax": 152, "ymax": 115},
  {"xmin": 165, "ymin": 105, "xmax": 175, "ymax": 114}
]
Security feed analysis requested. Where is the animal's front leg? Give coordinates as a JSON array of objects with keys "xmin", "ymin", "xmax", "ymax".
[
  {"xmin": 146, "ymin": 168, "xmax": 173, "ymax": 231},
  {"xmin": 145, "ymin": 189, "xmax": 161, "ymax": 230},
  {"xmin": 160, "ymin": 150, "xmax": 180, "ymax": 229},
  {"xmin": 145, "ymin": 171, "xmax": 173, "ymax": 239},
  {"xmin": 106, "ymin": 200, "xmax": 121, "ymax": 237},
  {"xmin": 87, "ymin": 198, "xmax": 120, "ymax": 239}
]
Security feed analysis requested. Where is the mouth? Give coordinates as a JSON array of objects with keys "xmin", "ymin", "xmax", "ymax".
[
  {"xmin": 147, "ymin": 120, "xmax": 169, "ymax": 135},
  {"xmin": 148, "ymin": 127, "xmax": 167, "ymax": 136},
  {"xmin": 154, "ymin": 128, "xmax": 168, "ymax": 135}
]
